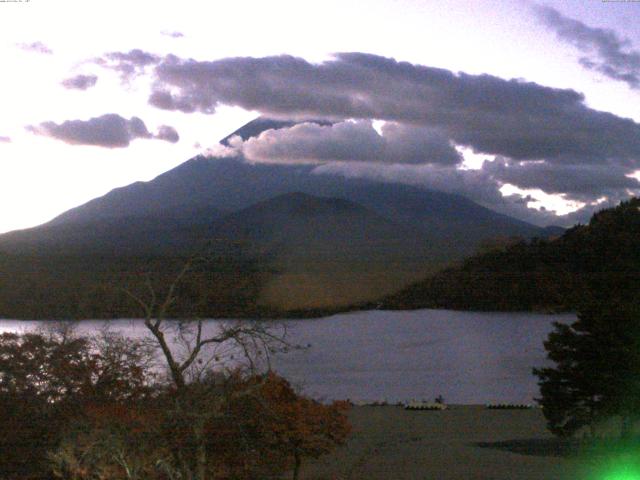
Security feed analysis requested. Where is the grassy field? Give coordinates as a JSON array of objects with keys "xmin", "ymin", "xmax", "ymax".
[{"xmin": 299, "ymin": 405, "xmax": 586, "ymax": 480}]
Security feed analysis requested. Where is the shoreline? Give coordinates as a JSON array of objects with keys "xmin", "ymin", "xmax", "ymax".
[{"xmin": 0, "ymin": 305, "xmax": 577, "ymax": 322}]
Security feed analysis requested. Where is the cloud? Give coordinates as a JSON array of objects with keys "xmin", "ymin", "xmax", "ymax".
[
  {"xmin": 26, "ymin": 114, "xmax": 166, "ymax": 148},
  {"xmin": 234, "ymin": 120, "xmax": 461, "ymax": 165},
  {"xmin": 96, "ymin": 49, "xmax": 161, "ymax": 81},
  {"xmin": 61, "ymin": 74, "xmax": 98, "ymax": 90},
  {"xmin": 484, "ymin": 159, "xmax": 640, "ymax": 200},
  {"xmin": 154, "ymin": 125, "xmax": 180, "ymax": 143},
  {"xmin": 149, "ymin": 89, "xmax": 198, "ymax": 113},
  {"xmin": 0, "ymin": 136, "xmax": 10, "ymax": 143},
  {"xmin": 535, "ymin": 5, "xmax": 640, "ymax": 89},
  {"xmin": 204, "ymin": 143, "xmax": 238, "ymax": 158},
  {"xmin": 17, "ymin": 41, "xmax": 53, "ymax": 55},
  {"xmin": 380, "ymin": 122, "xmax": 461, "ymax": 164},
  {"xmin": 161, "ymin": 30, "xmax": 184, "ymax": 38},
  {"xmin": 136, "ymin": 52, "xmax": 640, "ymax": 166}
]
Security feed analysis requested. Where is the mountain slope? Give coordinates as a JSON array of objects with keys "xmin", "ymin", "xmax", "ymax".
[
  {"xmin": 206, "ymin": 192, "xmax": 429, "ymax": 263},
  {"xmin": 182, "ymin": 192, "xmax": 437, "ymax": 309},
  {"xmin": 0, "ymin": 206, "xmax": 223, "ymax": 255},
  {"xmin": 46, "ymin": 155, "xmax": 543, "ymax": 240}
]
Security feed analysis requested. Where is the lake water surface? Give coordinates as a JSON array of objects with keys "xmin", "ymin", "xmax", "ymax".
[{"xmin": 0, "ymin": 309, "xmax": 575, "ymax": 404}]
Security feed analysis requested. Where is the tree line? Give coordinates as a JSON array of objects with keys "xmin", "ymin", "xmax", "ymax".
[
  {"xmin": 0, "ymin": 251, "xmax": 274, "ymax": 320},
  {"xmin": 385, "ymin": 198, "xmax": 640, "ymax": 313}
]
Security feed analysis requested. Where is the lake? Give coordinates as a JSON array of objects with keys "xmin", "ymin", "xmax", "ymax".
[{"xmin": 0, "ymin": 309, "xmax": 575, "ymax": 404}]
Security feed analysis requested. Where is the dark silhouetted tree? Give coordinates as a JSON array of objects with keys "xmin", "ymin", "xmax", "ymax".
[{"xmin": 534, "ymin": 295, "xmax": 640, "ymax": 438}]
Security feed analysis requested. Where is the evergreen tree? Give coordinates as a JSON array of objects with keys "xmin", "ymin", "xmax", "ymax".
[{"xmin": 534, "ymin": 295, "xmax": 640, "ymax": 438}]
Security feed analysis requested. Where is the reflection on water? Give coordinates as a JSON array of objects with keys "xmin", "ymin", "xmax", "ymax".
[{"xmin": 0, "ymin": 309, "xmax": 575, "ymax": 404}]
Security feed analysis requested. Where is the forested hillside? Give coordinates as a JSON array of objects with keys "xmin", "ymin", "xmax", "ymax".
[{"xmin": 384, "ymin": 198, "xmax": 640, "ymax": 312}]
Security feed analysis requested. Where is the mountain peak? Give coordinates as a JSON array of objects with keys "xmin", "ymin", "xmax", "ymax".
[
  {"xmin": 220, "ymin": 117, "xmax": 297, "ymax": 146},
  {"xmin": 219, "ymin": 116, "xmax": 333, "ymax": 146}
]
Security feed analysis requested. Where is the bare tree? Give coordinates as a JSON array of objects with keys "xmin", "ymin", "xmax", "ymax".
[{"xmin": 123, "ymin": 255, "xmax": 291, "ymax": 480}]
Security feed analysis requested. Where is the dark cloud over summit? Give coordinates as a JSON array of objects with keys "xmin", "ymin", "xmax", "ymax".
[
  {"xmin": 138, "ymin": 52, "xmax": 640, "ymax": 166},
  {"xmin": 536, "ymin": 5, "xmax": 640, "ymax": 90}
]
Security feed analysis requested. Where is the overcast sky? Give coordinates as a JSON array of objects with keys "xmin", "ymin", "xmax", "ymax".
[{"xmin": 1, "ymin": 0, "xmax": 639, "ymax": 233}]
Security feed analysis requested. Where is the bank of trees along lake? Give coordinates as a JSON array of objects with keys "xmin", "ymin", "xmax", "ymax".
[
  {"xmin": 0, "ymin": 251, "xmax": 271, "ymax": 320},
  {"xmin": 386, "ymin": 197, "xmax": 640, "ymax": 313}
]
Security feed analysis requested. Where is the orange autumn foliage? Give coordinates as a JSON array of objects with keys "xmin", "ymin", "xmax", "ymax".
[{"xmin": 208, "ymin": 373, "xmax": 351, "ymax": 479}]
